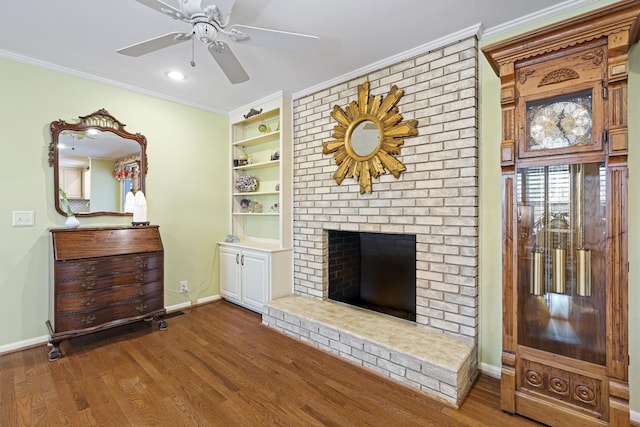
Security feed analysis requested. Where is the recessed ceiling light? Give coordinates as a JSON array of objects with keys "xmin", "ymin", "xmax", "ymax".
[{"xmin": 166, "ymin": 71, "xmax": 185, "ymax": 81}]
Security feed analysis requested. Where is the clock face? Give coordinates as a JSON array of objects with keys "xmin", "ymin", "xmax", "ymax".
[{"xmin": 526, "ymin": 91, "xmax": 593, "ymax": 151}]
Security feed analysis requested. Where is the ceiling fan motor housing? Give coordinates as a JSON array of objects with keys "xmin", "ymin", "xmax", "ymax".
[{"xmin": 194, "ymin": 21, "xmax": 218, "ymax": 43}]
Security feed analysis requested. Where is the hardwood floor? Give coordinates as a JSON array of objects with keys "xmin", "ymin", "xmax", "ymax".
[{"xmin": 0, "ymin": 300, "xmax": 544, "ymax": 426}]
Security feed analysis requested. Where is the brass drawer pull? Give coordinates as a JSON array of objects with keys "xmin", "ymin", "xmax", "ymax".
[
  {"xmin": 82, "ymin": 266, "xmax": 96, "ymax": 274},
  {"xmin": 138, "ymin": 290, "xmax": 145, "ymax": 296},
  {"xmin": 81, "ymin": 282, "xmax": 96, "ymax": 290},
  {"xmin": 80, "ymin": 315, "xmax": 96, "ymax": 325},
  {"xmin": 135, "ymin": 259, "xmax": 148, "ymax": 268},
  {"xmin": 136, "ymin": 273, "xmax": 145, "ymax": 281},
  {"xmin": 83, "ymin": 298, "xmax": 96, "ymax": 306},
  {"xmin": 136, "ymin": 304, "xmax": 148, "ymax": 312}
]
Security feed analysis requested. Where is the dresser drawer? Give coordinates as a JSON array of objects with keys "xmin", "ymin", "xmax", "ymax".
[
  {"xmin": 54, "ymin": 295, "xmax": 164, "ymax": 333},
  {"xmin": 56, "ymin": 253, "xmax": 163, "ymax": 281},
  {"xmin": 55, "ymin": 282, "xmax": 163, "ymax": 313},
  {"xmin": 56, "ymin": 267, "xmax": 162, "ymax": 293}
]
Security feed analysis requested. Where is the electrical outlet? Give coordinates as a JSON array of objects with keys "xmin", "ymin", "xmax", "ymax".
[
  {"xmin": 180, "ymin": 280, "xmax": 188, "ymax": 293},
  {"xmin": 12, "ymin": 211, "xmax": 35, "ymax": 227}
]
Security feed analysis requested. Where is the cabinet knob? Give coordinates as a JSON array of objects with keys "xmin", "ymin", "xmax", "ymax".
[
  {"xmin": 81, "ymin": 282, "xmax": 96, "ymax": 290},
  {"xmin": 80, "ymin": 315, "xmax": 96, "ymax": 325},
  {"xmin": 83, "ymin": 298, "xmax": 96, "ymax": 306},
  {"xmin": 136, "ymin": 304, "xmax": 148, "ymax": 312}
]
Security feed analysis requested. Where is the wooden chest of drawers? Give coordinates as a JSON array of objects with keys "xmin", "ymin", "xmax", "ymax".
[{"xmin": 47, "ymin": 226, "xmax": 166, "ymax": 361}]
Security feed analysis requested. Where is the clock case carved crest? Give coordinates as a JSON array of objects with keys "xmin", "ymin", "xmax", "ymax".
[{"xmin": 483, "ymin": 2, "xmax": 640, "ymax": 426}]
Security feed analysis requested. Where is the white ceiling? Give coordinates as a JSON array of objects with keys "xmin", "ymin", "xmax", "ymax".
[{"xmin": 0, "ymin": 0, "xmax": 596, "ymax": 114}]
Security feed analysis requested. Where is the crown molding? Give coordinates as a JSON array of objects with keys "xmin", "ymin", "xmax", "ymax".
[
  {"xmin": 292, "ymin": 23, "xmax": 483, "ymax": 101},
  {"xmin": 0, "ymin": 48, "xmax": 227, "ymax": 115},
  {"xmin": 481, "ymin": 0, "xmax": 602, "ymax": 40}
]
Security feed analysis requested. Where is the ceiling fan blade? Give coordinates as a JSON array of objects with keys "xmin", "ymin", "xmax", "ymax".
[
  {"xmin": 227, "ymin": 25, "xmax": 319, "ymax": 53},
  {"xmin": 134, "ymin": 0, "xmax": 182, "ymax": 17},
  {"xmin": 117, "ymin": 32, "xmax": 191, "ymax": 57},
  {"xmin": 207, "ymin": 41, "xmax": 249, "ymax": 84}
]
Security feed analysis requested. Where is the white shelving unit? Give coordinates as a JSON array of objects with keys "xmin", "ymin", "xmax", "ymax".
[{"xmin": 219, "ymin": 94, "xmax": 293, "ymax": 312}]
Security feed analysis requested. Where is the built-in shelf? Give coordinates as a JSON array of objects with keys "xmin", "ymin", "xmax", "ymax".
[
  {"xmin": 233, "ymin": 131, "xmax": 280, "ymax": 148},
  {"xmin": 228, "ymin": 95, "xmax": 291, "ymax": 246},
  {"xmin": 233, "ymin": 159, "xmax": 280, "ymax": 171},
  {"xmin": 232, "ymin": 212, "xmax": 280, "ymax": 216},
  {"xmin": 233, "ymin": 191, "xmax": 279, "ymax": 197}
]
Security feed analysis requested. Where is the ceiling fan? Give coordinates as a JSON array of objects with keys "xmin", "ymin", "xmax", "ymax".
[{"xmin": 117, "ymin": 0, "xmax": 319, "ymax": 84}]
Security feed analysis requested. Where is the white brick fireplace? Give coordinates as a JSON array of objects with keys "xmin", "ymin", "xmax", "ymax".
[{"xmin": 264, "ymin": 36, "xmax": 480, "ymax": 405}]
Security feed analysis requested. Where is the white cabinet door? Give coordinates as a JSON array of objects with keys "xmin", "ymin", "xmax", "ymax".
[
  {"xmin": 240, "ymin": 249, "xmax": 270, "ymax": 312},
  {"xmin": 219, "ymin": 246, "xmax": 241, "ymax": 303},
  {"xmin": 219, "ymin": 244, "xmax": 290, "ymax": 313},
  {"xmin": 60, "ymin": 167, "xmax": 83, "ymax": 198}
]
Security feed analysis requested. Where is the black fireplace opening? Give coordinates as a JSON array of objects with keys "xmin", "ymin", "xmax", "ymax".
[{"xmin": 328, "ymin": 230, "xmax": 416, "ymax": 321}]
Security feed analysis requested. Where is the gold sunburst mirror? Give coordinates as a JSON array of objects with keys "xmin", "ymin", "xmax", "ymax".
[{"xmin": 322, "ymin": 81, "xmax": 418, "ymax": 193}]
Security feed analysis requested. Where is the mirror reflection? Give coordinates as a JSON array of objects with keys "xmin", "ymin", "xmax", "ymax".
[
  {"xmin": 49, "ymin": 109, "xmax": 147, "ymax": 217},
  {"xmin": 350, "ymin": 119, "xmax": 380, "ymax": 157}
]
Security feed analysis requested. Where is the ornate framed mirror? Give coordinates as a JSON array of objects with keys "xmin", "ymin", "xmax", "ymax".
[
  {"xmin": 323, "ymin": 81, "xmax": 418, "ymax": 194},
  {"xmin": 48, "ymin": 109, "xmax": 147, "ymax": 217}
]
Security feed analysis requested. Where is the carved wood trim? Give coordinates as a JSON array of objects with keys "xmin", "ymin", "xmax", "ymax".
[
  {"xmin": 608, "ymin": 82, "xmax": 628, "ymax": 157},
  {"xmin": 537, "ymin": 68, "xmax": 580, "ymax": 86},
  {"xmin": 501, "ymin": 105, "xmax": 515, "ymax": 166},
  {"xmin": 500, "ymin": 364, "xmax": 516, "ymax": 413},
  {"xmin": 502, "ymin": 176, "xmax": 515, "ymax": 351},
  {"xmin": 517, "ymin": 69, "xmax": 534, "ymax": 84},
  {"xmin": 607, "ymin": 166, "xmax": 628, "ymax": 380},
  {"xmin": 482, "ymin": 1, "xmax": 640, "ymax": 76},
  {"xmin": 580, "ymin": 47, "xmax": 604, "ymax": 65}
]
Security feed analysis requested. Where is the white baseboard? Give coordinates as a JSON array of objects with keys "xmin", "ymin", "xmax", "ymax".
[
  {"xmin": 166, "ymin": 295, "xmax": 221, "ymax": 313},
  {"xmin": 479, "ymin": 362, "xmax": 501, "ymax": 379},
  {"xmin": 0, "ymin": 334, "xmax": 49, "ymax": 355}
]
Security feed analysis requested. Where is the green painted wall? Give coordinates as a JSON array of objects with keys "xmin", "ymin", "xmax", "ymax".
[
  {"xmin": 479, "ymin": 0, "xmax": 639, "ymax": 414},
  {"xmin": 0, "ymin": 57, "xmax": 229, "ymax": 348}
]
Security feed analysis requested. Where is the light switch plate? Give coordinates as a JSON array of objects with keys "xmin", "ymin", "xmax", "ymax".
[{"xmin": 12, "ymin": 210, "xmax": 35, "ymax": 227}]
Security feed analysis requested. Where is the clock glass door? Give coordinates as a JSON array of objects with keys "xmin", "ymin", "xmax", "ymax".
[{"xmin": 516, "ymin": 162, "xmax": 606, "ymax": 365}]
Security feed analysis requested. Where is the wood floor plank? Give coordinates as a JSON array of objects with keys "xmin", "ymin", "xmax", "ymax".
[
  {"xmin": 0, "ymin": 300, "xmax": 550, "ymax": 426},
  {"xmin": 0, "ymin": 354, "xmax": 18, "ymax": 425}
]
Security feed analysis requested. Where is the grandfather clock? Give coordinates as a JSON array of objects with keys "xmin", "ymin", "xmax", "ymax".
[{"xmin": 483, "ymin": 2, "xmax": 640, "ymax": 425}]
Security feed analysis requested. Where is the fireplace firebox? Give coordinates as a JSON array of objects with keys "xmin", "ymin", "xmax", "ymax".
[{"xmin": 328, "ymin": 230, "xmax": 416, "ymax": 321}]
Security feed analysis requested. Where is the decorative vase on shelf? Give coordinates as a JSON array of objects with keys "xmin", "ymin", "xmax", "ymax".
[
  {"xmin": 65, "ymin": 215, "xmax": 80, "ymax": 229},
  {"xmin": 235, "ymin": 175, "xmax": 259, "ymax": 192}
]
